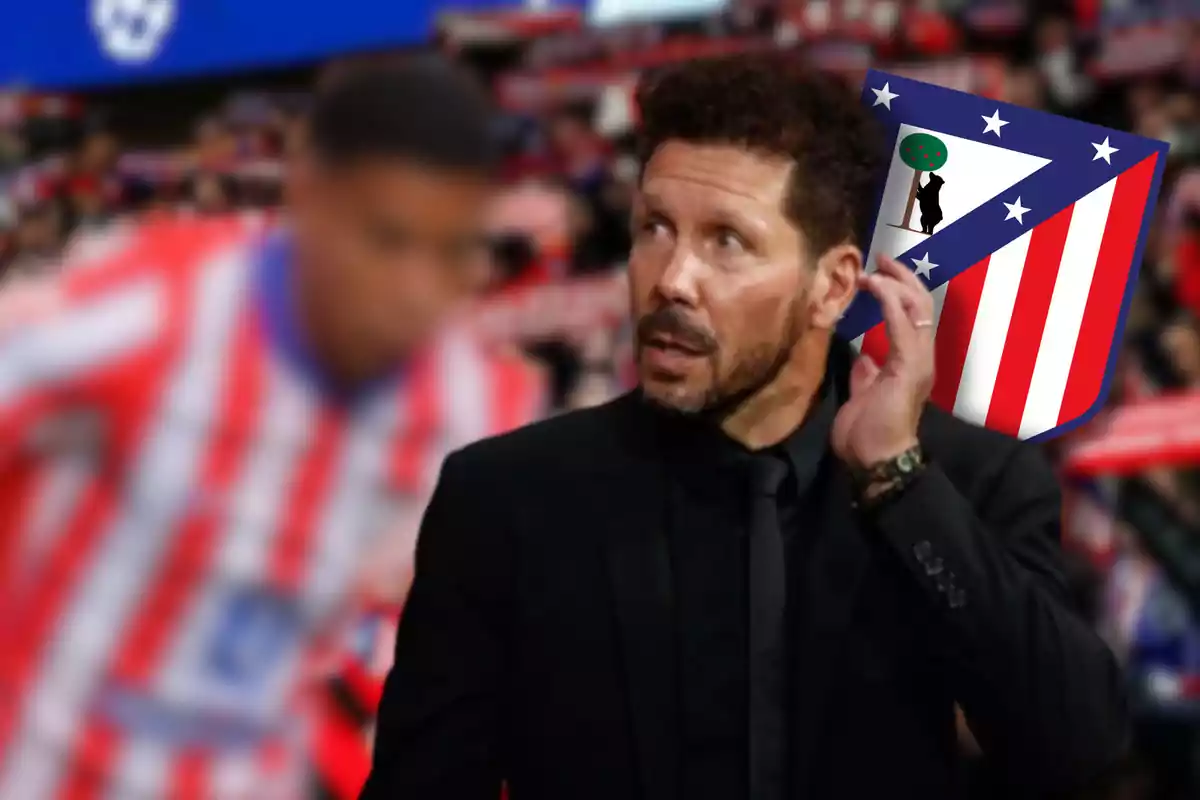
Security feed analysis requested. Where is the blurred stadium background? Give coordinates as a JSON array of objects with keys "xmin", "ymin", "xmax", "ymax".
[{"xmin": 1, "ymin": 1, "xmax": 1199, "ymax": 798}]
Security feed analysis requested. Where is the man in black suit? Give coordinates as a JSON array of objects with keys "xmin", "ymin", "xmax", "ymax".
[{"xmin": 362, "ymin": 53, "xmax": 1128, "ymax": 800}]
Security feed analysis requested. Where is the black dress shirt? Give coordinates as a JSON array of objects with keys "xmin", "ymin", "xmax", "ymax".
[{"xmin": 661, "ymin": 384, "xmax": 837, "ymax": 800}]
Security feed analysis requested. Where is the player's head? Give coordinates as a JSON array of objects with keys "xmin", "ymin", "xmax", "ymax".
[
  {"xmin": 289, "ymin": 56, "xmax": 498, "ymax": 371},
  {"xmin": 629, "ymin": 53, "xmax": 883, "ymax": 416}
]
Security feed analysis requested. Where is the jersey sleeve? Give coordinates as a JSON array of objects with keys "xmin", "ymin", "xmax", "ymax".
[{"xmin": 0, "ymin": 270, "xmax": 168, "ymax": 458}]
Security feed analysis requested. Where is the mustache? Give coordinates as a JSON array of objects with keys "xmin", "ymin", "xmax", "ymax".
[{"xmin": 636, "ymin": 306, "xmax": 718, "ymax": 355}]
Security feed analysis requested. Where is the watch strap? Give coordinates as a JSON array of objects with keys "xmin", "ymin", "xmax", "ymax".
[{"xmin": 850, "ymin": 443, "xmax": 928, "ymax": 511}]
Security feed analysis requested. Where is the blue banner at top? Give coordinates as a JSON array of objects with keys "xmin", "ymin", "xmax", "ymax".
[{"xmin": 0, "ymin": 0, "xmax": 560, "ymax": 90}]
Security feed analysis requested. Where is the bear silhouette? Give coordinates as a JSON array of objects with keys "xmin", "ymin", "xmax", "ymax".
[{"xmin": 915, "ymin": 173, "xmax": 945, "ymax": 235}]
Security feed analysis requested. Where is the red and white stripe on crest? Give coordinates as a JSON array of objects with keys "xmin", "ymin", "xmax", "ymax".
[{"xmin": 853, "ymin": 153, "xmax": 1159, "ymax": 440}]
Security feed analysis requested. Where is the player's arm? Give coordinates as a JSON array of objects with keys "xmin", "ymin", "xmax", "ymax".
[
  {"xmin": 0, "ymin": 272, "xmax": 167, "ymax": 463},
  {"xmin": 361, "ymin": 451, "xmax": 510, "ymax": 799}
]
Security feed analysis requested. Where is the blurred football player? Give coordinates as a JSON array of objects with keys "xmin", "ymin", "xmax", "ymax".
[{"xmin": 0, "ymin": 57, "xmax": 544, "ymax": 799}]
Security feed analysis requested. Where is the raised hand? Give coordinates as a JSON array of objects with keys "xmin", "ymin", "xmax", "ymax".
[{"xmin": 831, "ymin": 254, "xmax": 936, "ymax": 470}]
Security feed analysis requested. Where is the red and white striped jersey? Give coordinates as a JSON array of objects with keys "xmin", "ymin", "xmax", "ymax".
[{"xmin": 0, "ymin": 216, "xmax": 546, "ymax": 800}]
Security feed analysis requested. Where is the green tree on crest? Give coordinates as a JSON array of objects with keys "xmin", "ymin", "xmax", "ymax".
[{"xmin": 896, "ymin": 133, "xmax": 949, "ymax": 232}]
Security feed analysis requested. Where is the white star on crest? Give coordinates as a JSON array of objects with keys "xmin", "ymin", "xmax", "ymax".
[
  {"xmin": 871, "ymin": 82, "xmax": 899, "ymax": 110},
  {"xmin": 1003, "ymin": 196, "xmax": 1030, "ymax": 224},
  {"xmin": 911, "ymin": 252, "xmax": 938, "ymax": 280},
  {"xmin": 1092, "ymin": 136, "xmax": 1119, "ymax": 164},
  {"xmin": 981, "ymin": 109, "xmax": 1009, "ymax": 137}
]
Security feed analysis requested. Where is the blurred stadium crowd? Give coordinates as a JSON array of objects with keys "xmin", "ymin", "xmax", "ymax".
[{"xmin": 2, "ymin": 0, "xmax": 1200, "ymax": 798}]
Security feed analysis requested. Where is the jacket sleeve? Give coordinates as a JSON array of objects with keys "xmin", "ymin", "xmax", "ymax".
[
  {"xmin": 360, "ymin": 450, "xmax": 510, "ymax": 800},
  {"xmin": 867, "ymin": 441, "xmax": 1129, "ymax": 795}
]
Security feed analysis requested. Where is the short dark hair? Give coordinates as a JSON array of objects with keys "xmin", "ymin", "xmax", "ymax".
[
  {"xmin": 634, "ymin": 52, "xmax": 885, "ymax": 254},
  {"xmin": 307, "ymin": 56, "xmax": 498, "ymax": 173}
]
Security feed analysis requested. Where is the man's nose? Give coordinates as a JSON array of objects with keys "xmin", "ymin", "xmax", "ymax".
[{"xmin": 655, "ymin": 248, "xmax": 702, "ymax": 307}]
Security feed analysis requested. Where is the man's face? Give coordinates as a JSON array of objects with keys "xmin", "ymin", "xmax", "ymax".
[
  {"xmin": 549, "ymin": 116, "xmax": 590, "ymax": 155},
  {"xmin": 16, "ymin": 207, "xmax": 61, "ymax": 254},
  {"xmin": 79, "ymin": 133, "xmax": 118, "ymax": 174},
  {"xmin": 629, "ymin": 141, "xmax": 815, "ymax": 415},
  {"xmin": 291, "ymin": 157, "xmax": 492, "ymax": 362}
]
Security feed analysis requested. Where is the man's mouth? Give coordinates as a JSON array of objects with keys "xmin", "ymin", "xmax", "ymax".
[{"xmin": 645, "ymin": 334, "xmax": 706, "ymax": 356}]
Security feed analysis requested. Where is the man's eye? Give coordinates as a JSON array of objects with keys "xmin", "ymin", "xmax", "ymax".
[
  {"xmin": 446, "ymin": 240, "xmax": 485, "ymax": 266},
  {"xmin": 715, "ymin": 228, "xmax": 747, "ymax": 252},
  {"xmin": 371, "ymin": 225, "xmax": 412, "ymax": 252}
]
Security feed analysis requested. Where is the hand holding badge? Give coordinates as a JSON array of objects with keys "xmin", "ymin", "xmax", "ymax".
[{"xmin": 838, "ymin": 70, "xmax": 1170, "ymax": 443}]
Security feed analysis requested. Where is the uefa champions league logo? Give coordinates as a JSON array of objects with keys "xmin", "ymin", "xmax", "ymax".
[{"xmin": 91, "ymin": 0, "xmax": 177, "ymax": 64}]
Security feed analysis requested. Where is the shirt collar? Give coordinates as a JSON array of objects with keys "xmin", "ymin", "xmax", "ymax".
[
  {"xmin": 773, "ymin": 377, "xmax": 837, "ymax": 486},
  {"xmin": 649, "ymin": 357, "xmax": 842, "ymax": 493},
  {"xmin": 254, "ymin": 230, "xmax": 405, "ymax": 406}
]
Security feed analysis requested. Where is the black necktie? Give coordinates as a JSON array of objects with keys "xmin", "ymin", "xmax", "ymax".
[{"xmin": 748, "ymin": 456, "xmax": 789, "ymax": 800}]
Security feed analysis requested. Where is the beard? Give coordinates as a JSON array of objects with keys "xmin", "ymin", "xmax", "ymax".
[{"xmin": 637, "ymin": 290, "xmax": 810, "ymax": 420}]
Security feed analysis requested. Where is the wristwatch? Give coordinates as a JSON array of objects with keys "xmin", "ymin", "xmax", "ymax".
[{"xmin": 850, "ymin": 443, "xmax": 928, "ymax": 511}]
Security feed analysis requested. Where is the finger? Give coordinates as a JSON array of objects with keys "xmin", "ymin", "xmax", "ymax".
[
  {"xmin": 872, "ymin": 263, "xmax": 935, "ymax": 340},
  {"xmin": 900, "ymin": 290, "xmax": 935, "ymax": 336},
  {"xmin": 876, "ymin": 254, "xmax": 935, "ymax": 322},
  {"xmin": 876, "ymin": 253, "xmax": 930, "ymax": 295},
  {"xmin": 861, "ymin": 273, "xmax": 917, "ymax": 360},
  {"xmin": 898, "ymin": 290, "xmax": 937, "ymax": 355},
  {"xmin": 860, "ymin": 269, "xmax": 921, "ymax": 315},
  {"xmin": 849, "ymin": 352, "xmax": 880, "ymax": 396}
]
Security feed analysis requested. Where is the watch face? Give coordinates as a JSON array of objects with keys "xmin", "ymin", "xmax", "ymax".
[{"xmin": 898, "ymin": 452, "xmax": 913, "ymax": 471}]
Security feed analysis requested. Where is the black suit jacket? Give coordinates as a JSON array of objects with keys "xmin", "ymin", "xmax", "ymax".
[{"xmin": 363, "ymin": 358, "xmax": 1128, "ymax": 800}]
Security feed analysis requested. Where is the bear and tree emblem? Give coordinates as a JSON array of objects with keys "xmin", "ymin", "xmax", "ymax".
[{"xmin": 892, "ymin": 132, "xmax": 949, "ymax": 235}]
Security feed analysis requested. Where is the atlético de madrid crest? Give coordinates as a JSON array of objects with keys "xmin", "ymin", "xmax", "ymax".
[{"xmin": 840, "ymin": 70, "xmax": 1170, "ymax": 441}]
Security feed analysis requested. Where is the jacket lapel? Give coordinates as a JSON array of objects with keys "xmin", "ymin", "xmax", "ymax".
[
  {"xmin": 600, "ymin": 398, "xmax": 679, "ymax": 800},
  {"xmin": 789, "ymin": 461, "xmax": 872, "ymax": 793}
]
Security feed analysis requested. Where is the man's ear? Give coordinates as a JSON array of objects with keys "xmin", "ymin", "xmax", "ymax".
[{"xmin": 808, "ymin": 243, "xmax": 862, "ymax": 331}]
